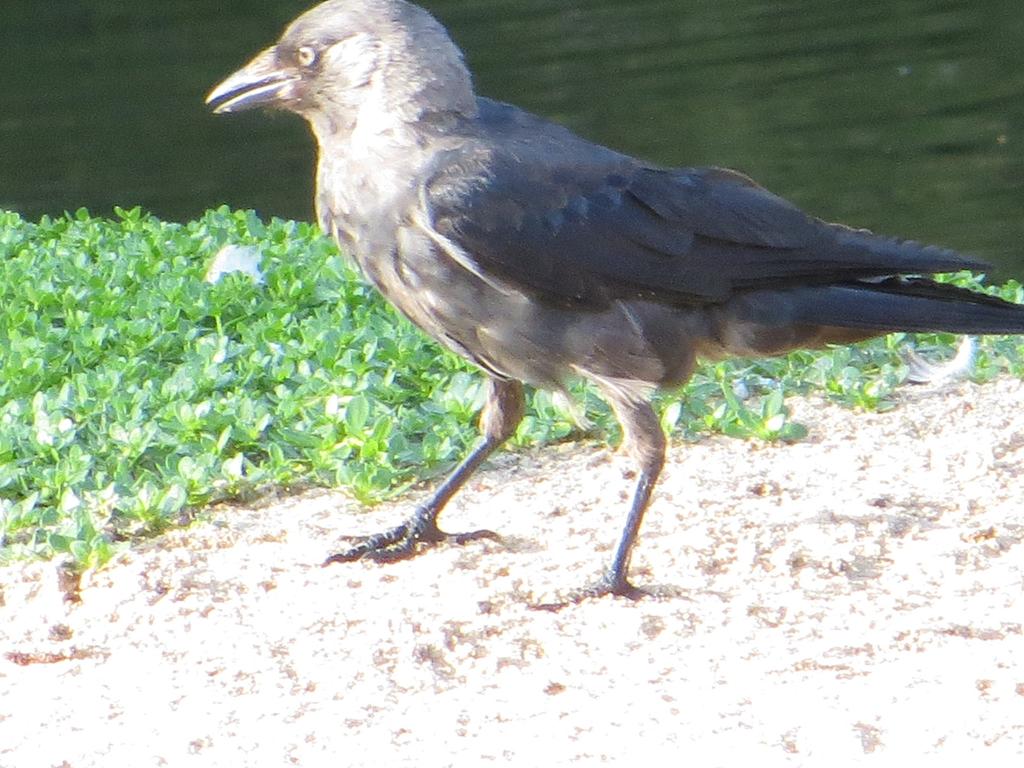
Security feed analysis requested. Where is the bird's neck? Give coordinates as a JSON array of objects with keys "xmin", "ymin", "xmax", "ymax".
[
  {"xmin": 310, "ymin": 82, "xmax": 470, "ymax": 147},
  {"xmin": 311, "ymin": 112, "xmax": 439, "ymax": 257},
  {"xmin": 308, "ymin": 76, "xmax": 477, "ymax": 255}
]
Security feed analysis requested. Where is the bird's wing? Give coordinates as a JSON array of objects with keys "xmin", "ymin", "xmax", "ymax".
[{"xmin": 428, "ymin": 141, "xmax": 983, "ymax": 309}]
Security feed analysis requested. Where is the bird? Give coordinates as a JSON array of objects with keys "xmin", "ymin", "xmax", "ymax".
[{"xmin": 207, "ymin": 0, "xmax": 1024, "ymax": 601}]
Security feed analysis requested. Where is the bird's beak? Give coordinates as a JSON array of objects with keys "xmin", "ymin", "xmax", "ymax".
[{"xmin": 206, "ymin": 46, "xmax": 298, "ymax": 114}]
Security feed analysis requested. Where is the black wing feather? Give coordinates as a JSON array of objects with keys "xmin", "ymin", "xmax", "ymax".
[{"xmin": 430, "ymin": 104, "xmax": 986, "ymax": 308}]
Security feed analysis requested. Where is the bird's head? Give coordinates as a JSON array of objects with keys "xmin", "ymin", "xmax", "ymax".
[{"xmin": 206, "ymin": 0, "xmax": 477, "ymax": 136}]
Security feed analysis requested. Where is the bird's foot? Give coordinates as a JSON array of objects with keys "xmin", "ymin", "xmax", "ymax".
[
  {"xmin": 323, "ymin": 507, "xmax": 500, "ymax": 566},
  {"xmin": 531, "ymin": 570, "xmax": 648, "ymax": 612}
]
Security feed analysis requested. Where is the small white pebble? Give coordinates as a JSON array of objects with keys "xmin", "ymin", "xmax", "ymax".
[{"xmin": 205, "ymin": 244, "xmax": 264, "ymax": 284}]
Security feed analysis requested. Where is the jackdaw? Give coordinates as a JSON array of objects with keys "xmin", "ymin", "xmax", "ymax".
[{"xmin": 207, "ymin": 0, "xmax": 1024, "ymax": 600}]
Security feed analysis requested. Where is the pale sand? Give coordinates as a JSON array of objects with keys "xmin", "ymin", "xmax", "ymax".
[{"xmin": 2, "ymin": 377, "xmax": 1022, "ymax": 766}]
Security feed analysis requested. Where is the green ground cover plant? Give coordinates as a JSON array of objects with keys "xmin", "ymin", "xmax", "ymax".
[{"xmin": 1, "ymin": 206, "xmax": 1022, "ymax": 569}]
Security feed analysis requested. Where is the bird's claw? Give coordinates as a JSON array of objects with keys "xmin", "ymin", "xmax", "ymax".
[
  {"xmin": 323, "ymin": 510, "xmax": 500, "ymax": 566},
  {"xmin": 531, "ymin": 570, "xmax": 647, "ymax": 612}
]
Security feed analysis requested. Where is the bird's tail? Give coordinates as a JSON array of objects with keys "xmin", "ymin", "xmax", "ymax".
[{"xmin": 741, "ymin": 278, "xmax": 1024, "ymax": 336}]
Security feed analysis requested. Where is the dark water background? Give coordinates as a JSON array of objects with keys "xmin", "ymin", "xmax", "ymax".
[{"xmin": 2, "ymin": 0, "xmax": 1022, "ymax": 275}]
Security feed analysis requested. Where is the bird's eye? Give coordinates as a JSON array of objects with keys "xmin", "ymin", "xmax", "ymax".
[{"xmin": 296, "ymin": 46, "xmax": 318, "ymax": 68}]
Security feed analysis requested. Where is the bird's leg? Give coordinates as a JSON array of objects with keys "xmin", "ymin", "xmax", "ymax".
[
  {"xmin": 600, "ymin": 459, "xmax": 662, "ymax": 596},
  {"xmin": 324, "ymin": 377, "xmax": 525, "ymax": 566},
  {"xmin": 536, "ymin": 388, "xmax": 666, "ymax": 608},
  {"xmin": 592, "ymin": 390, "xmax": 667, "ymax": 596}
]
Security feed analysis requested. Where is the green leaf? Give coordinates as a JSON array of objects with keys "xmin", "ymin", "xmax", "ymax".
[{"xmin": 345, "ymin": 394, "xmax": 370, "ymax": 435}]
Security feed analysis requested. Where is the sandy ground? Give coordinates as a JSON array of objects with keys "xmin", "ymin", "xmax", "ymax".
[{"xmin": 2, "ymin": 376, "xmax": 1023, "ymax": 767}]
